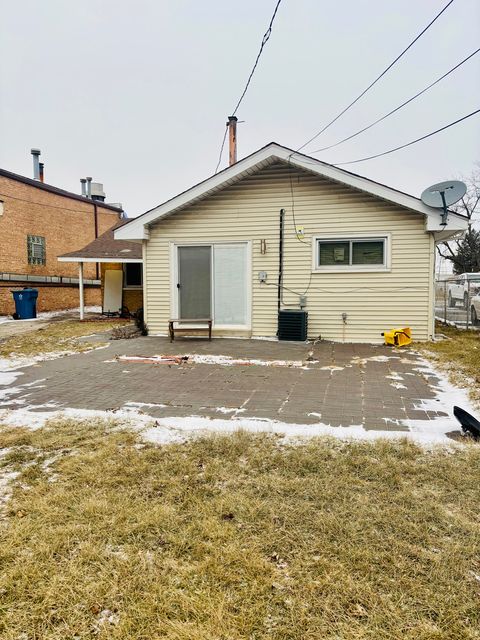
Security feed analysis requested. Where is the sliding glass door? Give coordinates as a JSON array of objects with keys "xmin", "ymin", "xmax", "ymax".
[{"xmin": 176, "ymin": 243, "xmax": 248, "ymax": 326}]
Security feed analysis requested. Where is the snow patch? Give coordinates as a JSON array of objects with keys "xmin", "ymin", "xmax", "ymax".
[
  {"xmin": 390, "ymin": 382, "xmax": 407, "ymax": 390},
  {"xmin": 0, "ymin": 306, "xmax": 101, "ymax": 324},
  {"xmin": 0, "ymin": 344, "xmax": 110, "ymax": 373},
  {"xmin": 116, "ymin": 353, "xmax": 306, "ymax": 368},
  {"xmin": 124, "ymin": 401, "xmax": 167, "ymax": 409}
]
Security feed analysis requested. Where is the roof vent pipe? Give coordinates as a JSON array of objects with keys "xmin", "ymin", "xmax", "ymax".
[
  {"xmin": 31, "ymin": 148, "xmax": 41, "ymax": 180},
  {"xmin": 80, "ymin": 178, "xmax": 87, "ymax": 196},
  {"xmin": 86, "ymin": 176, "xmax": 92, "ymax": 198},
  {"xmin": 90, "ymin": 182, "xmax": 106, "ymax": 202},
  {"xmin": 39, "ymin": 162, "xmax": 45, "ymax": 183}
]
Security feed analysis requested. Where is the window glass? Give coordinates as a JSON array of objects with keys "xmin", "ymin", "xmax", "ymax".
[
  {"xmin": 318, "ymin": 241, "xmax": 350, "ymax": 266},
  {"xmin": 27, "ymin": 235, "xmax": 46, "ymax": 265},
  {"xmin": 352, "ymin": 240, "xmax": 384, "ymax": 265},
  {"xmin": 214, "ymin": 244, "xmax": 247, "ymax": 325},
  {"xmin": 124, "ymin": 263, "xmax": 142, "ymax": 287}
]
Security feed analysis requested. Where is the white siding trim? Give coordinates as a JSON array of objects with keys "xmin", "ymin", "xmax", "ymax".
[
  {"xmin": 140, "ymin": 240, "xmax": 148, "ymax": 324},
  {"xmin": 58, "ymin": 257, "xmax": 142, "ymax": 263},
  {"xmin": 115, "ymin": 143, "xmax": 468, "ymax": 241}
]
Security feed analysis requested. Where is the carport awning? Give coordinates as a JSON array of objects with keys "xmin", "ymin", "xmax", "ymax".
[
  {"xmin": 58, "ymin": 219, "xmax": 142, "ymax": 264},
  {"xmin": 57, "ymin": 219, "xmax": 143, "ymax": 320},
  {"xmin": 58, "ymin": 256, "xmax": 142, "ymax": 263}
]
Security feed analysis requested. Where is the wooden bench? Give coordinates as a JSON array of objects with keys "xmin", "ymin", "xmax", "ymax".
[{"xmin": 168, "ymin": 318, "xmax": 212, "ymax": 342}]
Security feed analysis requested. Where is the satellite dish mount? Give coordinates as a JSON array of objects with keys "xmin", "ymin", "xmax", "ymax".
[{"xmin": 421, "ymin": 180, "xmax": 467, "ymax": 227}]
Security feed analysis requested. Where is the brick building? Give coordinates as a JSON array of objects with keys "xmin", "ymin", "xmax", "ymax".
[{"xmin": 0, "ymin": 158, "xmax": 123, "ymax": 316}]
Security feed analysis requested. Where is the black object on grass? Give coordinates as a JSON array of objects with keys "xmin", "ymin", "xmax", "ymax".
[{"xmin": 453, "ymin": 406, "xmax": 480, "ymax": 440}]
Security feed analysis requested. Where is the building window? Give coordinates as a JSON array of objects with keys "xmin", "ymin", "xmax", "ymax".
[
  {"xmin": 27, "ymin": 235, "xmax": 46, "ymax": 265},
  {"xmin": 123, "ymin": 263, "xmax": 142, "ymax": 288},
  {"xmin": 315, "ymin": 236, "xmax": 387, "ymax": 271}
]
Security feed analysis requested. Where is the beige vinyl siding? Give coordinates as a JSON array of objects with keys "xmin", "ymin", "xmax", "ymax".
[{"xmin": 144, "ymin": 163, "xmax": 433, "ymax": 343}]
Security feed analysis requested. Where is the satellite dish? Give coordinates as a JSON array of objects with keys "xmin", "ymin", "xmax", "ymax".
[{"xmin": 421, "ymin": 180, "xmax": 467, "ymax": 226}]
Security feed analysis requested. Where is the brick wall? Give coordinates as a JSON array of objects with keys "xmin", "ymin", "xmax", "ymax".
[
  {"xmin": 0, "ymin": 282, "xmax": 101, "ymax": 316},
  {"xmin": 0, "ymin": 175, "xmax": 121, "ymax": 283}
]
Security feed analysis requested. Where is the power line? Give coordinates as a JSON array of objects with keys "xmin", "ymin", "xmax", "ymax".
[
  {"xmin": 0, "ymin": 191, "xmax": 119, "ymax": 215},
  {"xmin": 231, "ymin": 0, "xmax": 283, "ymax": 117},
  {"xmin": 310, "ymin": 46, "xmax": 480, "ymax": 154},
  {"xmin": 333, "ymin": 107, "xmax": 480, "ymax": 165},
  {"xmin": 296, "ymin": 0, "xmax": 456, "ymax": 153},
  {"xmin": 214, "ymin": 125, "xmax": 229, "ymax": 175},
  {"xmin": 214, "ymin": 0, "xmax": 283, "ymax": 173}
]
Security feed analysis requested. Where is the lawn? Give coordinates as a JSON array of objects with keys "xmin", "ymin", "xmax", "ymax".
[
  {"xmin": 0, "ymin": 319, "xmax": 130, "ymax": 360},
  {"xmin": 0, "ymin": 421, "xmax": 478, "ymax": 639},
  {"xmin": 420, "ymin": 323, "xmax": 480, "ymax": 405}
]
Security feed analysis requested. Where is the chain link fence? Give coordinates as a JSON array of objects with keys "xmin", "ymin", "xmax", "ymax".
[{"xmin": 435, "ymin": 274, "xmax": 480, "ymax": 328}]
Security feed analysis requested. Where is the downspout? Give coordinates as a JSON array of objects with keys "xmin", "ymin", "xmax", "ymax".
[
  {"xmin": 93, "ymin": 201, "xmax": 99, "ymax": 279},
  {"xmin": 277, "ymin": 208, "xmax": 285, "ymax": 315}
]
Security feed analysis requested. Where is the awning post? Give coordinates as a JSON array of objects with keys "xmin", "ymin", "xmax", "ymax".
[{"xmin": 79, "ymin": 262, "xmax": 85, "ymax": 320}]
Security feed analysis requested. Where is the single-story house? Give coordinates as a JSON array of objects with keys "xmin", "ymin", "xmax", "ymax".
[
  {"xmin": 76, "ymin": 142, "xmax": 468, "ymax": 342},
  {"xmin": 58, "ymin": 220, "xmax": 143, "ymax": 318}
]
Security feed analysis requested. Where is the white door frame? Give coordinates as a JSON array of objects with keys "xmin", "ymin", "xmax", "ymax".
[{"xmin": 170, "ymin": 240, "xmax": 252, "ymax": 330}]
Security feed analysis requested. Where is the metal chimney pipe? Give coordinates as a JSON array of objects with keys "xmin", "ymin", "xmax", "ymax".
[
  {"xmin": 86, "ymin": 176, "xmax": 92, "ymax": 198},
  {"xmin": 31, "ymin": 148, "xmax": 41, "ymax": 180},
  {"xmin": 228, "ymin": 116, "xmax": 238, "ymax": 166},
  {"xmin": 39, "ymin": 162, "xmax": 45, "ymax": 183},
  {"xmin": 80, "ymin": 178, "xmax": 87, "ymax": 196}
]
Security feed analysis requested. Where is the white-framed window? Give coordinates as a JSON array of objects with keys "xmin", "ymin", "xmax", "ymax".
[
  {"xmin": 123, "ymin": 263, "xmax": 142, "ymax": 288},
  {"xmin": 313, "ymin": 235, "xmax": 389, "ymax": 272}
]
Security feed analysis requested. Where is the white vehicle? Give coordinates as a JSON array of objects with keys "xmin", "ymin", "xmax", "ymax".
[
  {"xmin": 447, "ymin": 272, "xmax": 480, "ymax": 308},
  {"xmin": 471, "ymin": 294, "xmax": 480, "ymax": 326}
]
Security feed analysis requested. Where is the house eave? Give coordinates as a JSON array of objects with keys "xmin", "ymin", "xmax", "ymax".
[
  {"xmin": 115, "ymin": 143, "xmax": 468, "ymax": 240},
  {"xmin": 57, "ymin": 256, "xmax": 143, "ymax": 263}
]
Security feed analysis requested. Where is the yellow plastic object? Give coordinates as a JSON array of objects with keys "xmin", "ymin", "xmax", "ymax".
[{"xmin": 383, "ymin": 327, "xmax": 412, "ymax": 347}]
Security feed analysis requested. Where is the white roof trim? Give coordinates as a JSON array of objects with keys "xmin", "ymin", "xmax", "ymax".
[
  {"xmin": 115, "ymin": 143, "xmax": 468, "ymax": 241},
  {"xmin": 58, "ymin": 257, "xmax": 142, "ymax": 264}
]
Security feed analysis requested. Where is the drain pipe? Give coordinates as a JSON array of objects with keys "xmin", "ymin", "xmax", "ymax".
[
  {"xmin": 277, "ymin": 208, "xmax": 285, "ymax": 314},
  {"xmin": 93, "ymin": 201, "xmax": 99, "ymax": 279}
]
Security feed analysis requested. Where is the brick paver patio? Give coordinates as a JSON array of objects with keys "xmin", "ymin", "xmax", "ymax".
[{"xmin": 0, "ymin": 335, "xmax": 453, "ymax": 435}]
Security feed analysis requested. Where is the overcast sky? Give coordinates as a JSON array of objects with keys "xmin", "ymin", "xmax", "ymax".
[{"xmin": 1, "ymin": 0, "xmax": 479, "ymax": 217}]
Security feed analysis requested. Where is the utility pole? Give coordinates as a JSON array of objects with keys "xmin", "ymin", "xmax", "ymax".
[{"xmin": 227, "ymin": 116, "xmax": 238, "ymax": 166}]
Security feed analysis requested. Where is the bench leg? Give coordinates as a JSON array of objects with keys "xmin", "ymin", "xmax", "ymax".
[
  {"xmin": 209, "ymin": 321, "xmax": 212, "ymax": 341},
  {"xmin": 169, "ymin": 323, "xmax": 174, "ymax": 342}
]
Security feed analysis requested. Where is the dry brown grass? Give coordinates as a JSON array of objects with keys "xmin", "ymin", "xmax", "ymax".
[
  {"xmin": 420, "ymin": 323, "xmax": 480, "ymax": 405},
  {"xmin": 0, "ymin": 421, "xmax": 479, "ymax": 639},
  {"xmin": 0, "ymin": 319, "xmax": 129, "ymax": 359}
]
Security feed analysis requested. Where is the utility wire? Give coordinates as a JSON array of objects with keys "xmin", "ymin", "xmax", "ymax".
[
  {"xmin": 333, "ymin": 107, "xmax": 480, "ymax": 165},
  {"xmin": 214, "ymin": 0, "xmax": 283, "ymax": 173},
  {"xmin": 214, "ymin": 125, "xmax": 229, "ymax": 175},
  {"xmin": 296, "ymin": 0, "xmax": 456, "ymax": 152},
  {"xmin": 231, "ymin": 0, "xmax": 283, "ymax": 117},
  {"xmin": 0, "ymin": 192, "xmax": 117, "ymax": 214},
  {"xmin": 310, "ymin": 46, "xmax": 480, "ymax": 154}
]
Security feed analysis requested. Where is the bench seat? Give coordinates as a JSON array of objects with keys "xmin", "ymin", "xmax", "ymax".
[{"xmin": 168, "ymin": 318, "xmax": 212, "ymax": 342}]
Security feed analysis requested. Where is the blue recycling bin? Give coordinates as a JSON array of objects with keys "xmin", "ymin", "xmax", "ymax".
[{"xmin": 11, "ymin": 288, "xmax": 38, "ymax": 320}]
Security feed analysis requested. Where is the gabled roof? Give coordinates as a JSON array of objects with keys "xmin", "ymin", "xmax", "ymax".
[
  {"xmin": 115, "ymin": 142, "xmax": 468, "ymax": 241},
  {"xmin": 0, "ymin": 167, "xmax": 123, "ymax": 213},
  {"xmin": 58, "ymin": 219, "xmax": 142, "ymax": 263}
]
